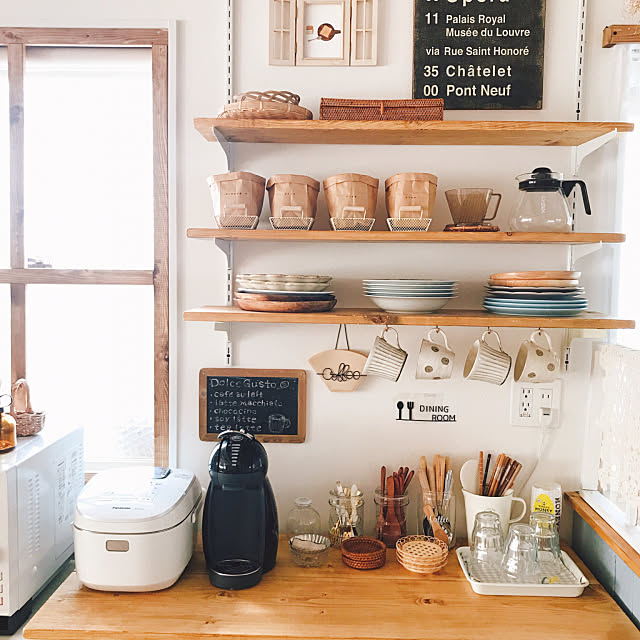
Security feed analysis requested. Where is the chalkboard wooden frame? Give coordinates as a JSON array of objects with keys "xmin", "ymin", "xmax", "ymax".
[{"xmin": 199, "ymin": 368, "xmax": 307, "ymax": 443}]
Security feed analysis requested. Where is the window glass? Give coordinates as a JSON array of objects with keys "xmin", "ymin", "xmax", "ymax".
[
  {"xmin": 0, "ymin": 285, "xmax": 9, "ymax": 395},
  {"xmin": 0, "ymin": 48, "xmax": 8, "ymax": 268},
  {"xmin": 24, "ymin": 47, "xmax": 153, "ymax": 270},
  {"xmin": 26, "ymin": 285, "xmax": 154, "ymax": 465}
]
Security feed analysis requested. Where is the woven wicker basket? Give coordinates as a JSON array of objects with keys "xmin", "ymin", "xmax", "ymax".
[
  {"xmin": 341, "ymin": 537, "xmax": 386, "ymax": 570},
  {"xmin": 220, "ymin": 95, "xmax": 312, "ymax": 120},
  {"xmin": 11, "ymin": 379, "xmax": 45, "ymax": 437},
  {"xmin": 320, "ymin": 98, "xmax": 444, "ymax": 121}
]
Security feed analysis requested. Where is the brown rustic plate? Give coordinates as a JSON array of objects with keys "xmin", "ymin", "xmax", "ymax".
[
  {"xmin": 488, "ymin": 279, "xmax": 580, "ymax": 288},
  {"xmin": 235, "ymin": 298, "xmax": 338, "ymax": 313},
  {"xmin": 236, "ymin": 292, "xmax": 336, "ymax": 302},
  {"xmin": 490, "ymin": 271, "xmax": 581, "ymax": 281}
]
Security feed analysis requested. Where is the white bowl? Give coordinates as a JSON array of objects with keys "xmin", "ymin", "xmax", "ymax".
[{"xmin": 368, "ymin": 296, "xmax": 454, "ymax": 313}]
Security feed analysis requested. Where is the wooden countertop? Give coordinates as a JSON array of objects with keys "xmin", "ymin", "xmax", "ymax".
[{"xmin": 25, "ymin": 539, "xmax": 639, "ymax": 640}]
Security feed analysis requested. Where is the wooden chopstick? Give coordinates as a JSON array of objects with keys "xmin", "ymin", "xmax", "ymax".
[
  {"xmin": 504, "ymin": 461, "xmax": 522, "ymax": 495},
  {"xmin": 477, "ymin": 451, "xmax": 484, "ymax": 496},
  {"xmin": 488, "ymin": 453, "xmax": 505, "ymax": 497},
  {"xmin": 496, "ymin": 457, "xmax": 514, "ymax": 497}
]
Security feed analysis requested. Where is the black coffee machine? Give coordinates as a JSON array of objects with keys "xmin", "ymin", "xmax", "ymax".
[{"xmin": 202, "ymin": 430, "xmax": 278, "ymax": 590}]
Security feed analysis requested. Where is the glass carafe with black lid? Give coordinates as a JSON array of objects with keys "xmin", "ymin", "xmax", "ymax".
[{"xmin": 509, "ymin": 167, "xmax": 591, "ymax": 232}]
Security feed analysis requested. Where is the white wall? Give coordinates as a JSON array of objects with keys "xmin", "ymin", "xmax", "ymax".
[{"xmin": 2, "ymin": 0, "xmax": 629, "ymax": 538}]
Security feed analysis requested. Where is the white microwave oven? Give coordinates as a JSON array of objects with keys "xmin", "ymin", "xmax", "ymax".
[{"xmin": 0, "ymin": 427, "xmax": 83, "ymax": 635}]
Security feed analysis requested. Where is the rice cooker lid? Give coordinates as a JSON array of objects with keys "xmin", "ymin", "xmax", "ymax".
[
  {"xmin": 385, "ymin": 173, "xmax": 438, "ymax": 189},
  {"xmin": 323, "ymin": 173, "xmax": 379, "ymax": 190},
  {"xmin": 207, "ymin": 171, "xmax": 266, "ymax": 187},
  {"xmin": 74, "ymin": 467, "xmax": 202, "ymax": 534},
  {"xmin": 266, "ymin": 174, "xmax": 320, "ymax": 191}
]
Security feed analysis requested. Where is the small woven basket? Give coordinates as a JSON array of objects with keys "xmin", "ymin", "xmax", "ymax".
[
  {"xmin": 219, "ymin": 91, "xmax": 312, "ymax": 120},
  {"xmin": 11, "ymin": 379, "xmax": 45, "ymax": 436},
  {"xmin": 395, "ymin": 535, "xmax": 448, "ymax": 574},
  {"xmin": 341, "ymin": 537, "xmax": 386, "ymax": 570}
]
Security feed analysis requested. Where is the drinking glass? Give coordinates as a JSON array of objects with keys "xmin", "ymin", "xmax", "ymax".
[
  {"xmin": 470, "ymin": 510, "xmax": 504, "ymax": 567},
  {"xmin": 529, "ymin": 511, "xmax": 562, "ymax": 565},
  {"xmin": 501, "ymin": 524, "xmax": 538, "ymax": 581}
]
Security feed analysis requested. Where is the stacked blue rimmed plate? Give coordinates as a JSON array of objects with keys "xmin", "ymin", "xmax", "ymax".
[
  {"xmin": 363, "ymin": 279, "xmax": 458, "ymax": 313},
  {"xmin": 483, "ymin": 271, "xmax": 587, "ymax": 317}
]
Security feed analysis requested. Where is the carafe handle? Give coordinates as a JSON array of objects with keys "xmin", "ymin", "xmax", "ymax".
[{"xmin": 562, "ymin": 180, "xmax": 591, "ymax": 216}]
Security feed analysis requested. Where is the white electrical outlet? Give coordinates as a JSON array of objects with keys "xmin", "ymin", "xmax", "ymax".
[{"xmin": 510, "ymin": 380, "xmax": 562, "ymax": 428}]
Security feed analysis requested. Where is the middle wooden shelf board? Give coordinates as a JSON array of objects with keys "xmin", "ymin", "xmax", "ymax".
[
  {"xmin": 183, "ymin": 306, "xmax": 635, "ymax": 330},
  {"xmin": 187, "ymin": 229, "xmax": 626, "ymax": 245}
]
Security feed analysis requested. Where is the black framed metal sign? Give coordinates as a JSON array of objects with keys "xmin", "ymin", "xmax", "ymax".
[{"xmin": 413, "ymin": 0, "xmax": 546, "ymax": 110}]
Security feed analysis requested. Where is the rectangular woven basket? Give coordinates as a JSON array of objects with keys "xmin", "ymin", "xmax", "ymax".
[{"xmin": 320, "ymin": 98, "xmax": 444, "ymax": 121}]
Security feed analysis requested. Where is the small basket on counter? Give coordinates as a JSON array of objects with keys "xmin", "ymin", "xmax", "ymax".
[
  {"xmin": 11, "ymin": 379, "xmax": 45, "ymax": 437},
  {"xmin": 324, "ymin": 173, "xmax": 378, "ymax": 232},
  {"xmin": 320, "ymin": 98, "xmax": 444, "ymax": 121},
  {"xmin": 341, "ymin": 537, "xmax": 386, "ymax": 570},
  {"xmin": 396, "ymin": 535, "xmax": 449, "ymax": 575},
  {"xmin": 208, "ymin": 171, "xmax": 266, "ymax": 230},
  {"xmin": 267, "ymin": 174, "xmax": 320, "ymax": 231}
]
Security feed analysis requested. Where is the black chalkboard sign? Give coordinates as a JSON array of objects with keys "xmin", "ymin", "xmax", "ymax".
[
  {"xmin": 413, "ymin": 0, "xmax": 546, "ymax": 109},
  {"xmin": 199, "ymin": 368, "xmax": 306, "ymax": 443}
]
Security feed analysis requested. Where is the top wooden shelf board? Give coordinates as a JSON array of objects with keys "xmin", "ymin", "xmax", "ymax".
[{"xmin": 194, "ymin": 118, "xmax": 634, "ymax": 147}]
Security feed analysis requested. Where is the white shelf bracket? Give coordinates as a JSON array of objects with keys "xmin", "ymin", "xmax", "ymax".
[
  {"xmin": 213, "ymin": 322, "xmax": 233, "ymax": 366},
  {"xmin": 574, "ymin": 129, "xmax": 618, "ymax": 171},
  {"xmin": 571, "ymin": 242, "xmax": 602, "ymax": 266},
  {"xmin": 213, "ymin": 126, "xmax": 232, "ymax": 169}
]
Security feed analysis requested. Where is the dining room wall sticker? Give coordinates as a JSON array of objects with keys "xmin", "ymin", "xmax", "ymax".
[
  {"xmin": 269, "ymin": 0, "xmax": 378, "ymax": 66},
  {"xmin": 413, "ymin": 0, "xmax": 546, "ymax": 109}
]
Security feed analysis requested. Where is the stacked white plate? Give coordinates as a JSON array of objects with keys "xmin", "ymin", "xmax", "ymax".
[
  {"xmin": 363, "ymin": 279, "xmax": 458, "ymax": 313},
  {"xmin": 237, "ymin": 274, "xmax": 333, "ymax": 293}
]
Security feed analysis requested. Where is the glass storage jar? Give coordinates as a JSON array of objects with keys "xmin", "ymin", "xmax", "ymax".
[
  {"xmin": 328, "ymin": 488, "xmax": 364, "ymax": 548},
  {"xmin": 0, "ymin": 396, "xmax": 16, "ymax": 453},
  {"xmin": 286, "ymin": 497, "xmax": 322, "ymax": 540},
  {"xmin": 374, "ymin": 489, "xmax": 410, "ymax": 548}
]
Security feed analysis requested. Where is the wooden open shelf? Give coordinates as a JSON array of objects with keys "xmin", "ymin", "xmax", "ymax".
[
  {"xmin": 194, "ymin": 119, "xmax": 634, "ymax": 147},
  {"xmin": 184, "ymin": 306, "xmax": 635, "ymax": 330},
  {"xmin": 187, "ymin": 228, "xmax": 626, "ymax": 245}
]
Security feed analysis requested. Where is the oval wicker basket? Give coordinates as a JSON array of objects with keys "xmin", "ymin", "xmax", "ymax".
[
  {"xmin": 11, "ymin": 379, "xmax": 45, "ymax": 436},
  {"xmin": 341, "ymin": 536, "xmax": 386, "ymax": 570},
  {"xmin": 395, "ymin": 535, "xmax": 448, "ymax": 574},
  {"xmin": 219, "ymin": 91, "xmax": 312, "ymax": 120}
]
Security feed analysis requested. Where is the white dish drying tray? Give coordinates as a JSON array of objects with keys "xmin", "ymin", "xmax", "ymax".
[{"xmin": 456, "ymin": 547, "xmax": 589, "ymax": 597}]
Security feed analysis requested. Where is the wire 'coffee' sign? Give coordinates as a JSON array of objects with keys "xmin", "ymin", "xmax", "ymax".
[{"xmin": 413, "ymin": 0, "xmax": 546, "ymax": 109}]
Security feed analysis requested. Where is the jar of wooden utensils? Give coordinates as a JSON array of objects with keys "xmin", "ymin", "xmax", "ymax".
[
  {"xmin": 328, "ymin": 483, "xmax": 364, "ymax": 548},
  {"xmin": 11, "ymin": 379, "xmax": 45, "ymax": 436}
]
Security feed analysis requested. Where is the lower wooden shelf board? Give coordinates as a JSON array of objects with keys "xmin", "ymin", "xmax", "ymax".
[{"xmin": 183, "ymin": 306, "xmax": 635, "ymax": 330}]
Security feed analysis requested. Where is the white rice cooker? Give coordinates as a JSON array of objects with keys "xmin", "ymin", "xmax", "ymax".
[{"xmin": 73, "ymin": 467, "xmax": 202, "ymax": 592}]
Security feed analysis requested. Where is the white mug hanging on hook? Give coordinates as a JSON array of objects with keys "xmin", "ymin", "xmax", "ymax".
[
  {"xmin": 363, "ymin": 327, "xmax": 408, "ymax": 382},
  {"xmin": 464, "ymin": 330, "xmax": 511, "ymax": 386},
  {"xmin": 514, "ymin": 330, "xmax": 560, "ymax": 383},
  {"xmin": 416, "ymin": 328, "xmax": 455, "ymax": 380},
  {"xmin": 308, "ymin": 324, "xmax": 368, "ymax": 392}
]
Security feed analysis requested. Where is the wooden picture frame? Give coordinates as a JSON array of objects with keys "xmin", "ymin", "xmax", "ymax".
[
  {"xmin": 199, "ymin": 368, "xmax": 307, "ymax": 443},
  {"xmin": 269, "ymin": 0, "xmax": 297, "ymax": 65},
  {"xmin": 350, "ymin": 0, "xmax": 378, "ymax": 65},
  {"xmin": 296, "ymin": 0, "xmax": 351, "ymax": 66}
]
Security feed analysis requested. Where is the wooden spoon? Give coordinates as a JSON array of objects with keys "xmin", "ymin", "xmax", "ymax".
[{"xmin": 424, "ymin": 503, "xmax": 449, "ymax": 546}]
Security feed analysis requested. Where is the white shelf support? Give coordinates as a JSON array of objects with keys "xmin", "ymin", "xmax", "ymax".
[
  {"xmin": 574, "ymin": 129, "xmax": 619, "ymax": 171},
  {"xmin": 214, "ymin": 237, "xmax": 234, "ymax": 366},
  {"xmin": 571, "ymin": 241, "xmax": 603, "ymax": 267}
]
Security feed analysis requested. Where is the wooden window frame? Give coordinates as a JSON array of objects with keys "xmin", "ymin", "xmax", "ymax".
[{"xmin": 1, "ymin": 27, "xmax": 169, "ymax": 466}]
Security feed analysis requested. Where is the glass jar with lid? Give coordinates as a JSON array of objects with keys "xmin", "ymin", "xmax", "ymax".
[
  {"xmin": 0, "ymin": 395, "xmax": 16, "ymax": 453},
  {"xmin": 286, "ymin": 497, "xmax": 322, "ymax": 540}
]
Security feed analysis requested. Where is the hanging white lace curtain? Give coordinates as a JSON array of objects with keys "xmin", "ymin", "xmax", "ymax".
[{"xmin": 594, "ymin": 344, "xmax": 640, "ymax": 526}]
